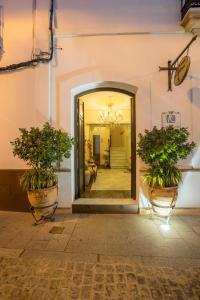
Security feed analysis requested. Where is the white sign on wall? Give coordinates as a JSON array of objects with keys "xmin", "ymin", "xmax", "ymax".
[{"xmin": 161, "ymin": 111, "xmax": 181, "ymax": 128}]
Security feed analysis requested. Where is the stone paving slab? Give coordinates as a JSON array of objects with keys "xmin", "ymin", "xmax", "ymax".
[
  {"xmin": 21, "ymin": 250, "xmax": 98, "ymax": 263},
  {"xmin": 0, "ymin": 257, "xmax": 200, "ymax": 300},
  {"xmin": 0, "ymin": 212, "xmax": 200, "ymax": 299},
  {"xmin": 0, "ymin": 248, "xmax": 24, "ymax": 258}
]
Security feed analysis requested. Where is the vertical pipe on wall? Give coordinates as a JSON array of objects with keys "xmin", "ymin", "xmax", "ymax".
[
  {"xmin": 149, "ymin": 81, "xmax": 153, "ymax": 129},
  {"xmin": 190, "ymin": 76, "xmax": 194, "ymax": 142},
  {"xmin": 48, "ymin": 1, "xmax": 56, "ymax": 126},
  {"xmin": 31, "ymin": 0, "xmax": 37, "ymax": 57},
  {"xmin": 48, "ymin": 58, "xmax": 53, "ymax": 125},
  {"xmin": 0, "ymin": 5, "xmax": 4, "ymax": 60}
]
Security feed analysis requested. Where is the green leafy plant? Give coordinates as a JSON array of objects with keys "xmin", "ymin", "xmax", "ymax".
[
  {"xmin": 11, "ymin": 123, "xmax": 74, "ymax": 191},
  {"xmin": 19, "ymin": 169, "xmax": 57, "ymax": 191},
  {"xmin": 137, "ymin": 126, "xmax": 195, "ymax": 188}
]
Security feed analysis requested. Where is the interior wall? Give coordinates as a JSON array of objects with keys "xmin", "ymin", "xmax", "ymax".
[
  {"xmin": 89, "ymin": 125, "xmax": 110, "ymax": 166},
  {"xmin": 110, "ymin": 126, "xmax": 123, "ymax": 147}
]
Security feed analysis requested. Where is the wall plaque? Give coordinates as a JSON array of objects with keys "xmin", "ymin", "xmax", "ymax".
[{"xmin": 161, "ymin": 111, "xmax": 181, "ymax": 128}]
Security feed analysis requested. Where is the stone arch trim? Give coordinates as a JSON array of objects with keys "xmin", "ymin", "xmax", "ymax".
[
  {"xmin": 72, "ymin": 81, "xmax": 138, "ymax": 98},
  {"xmin": 73, "ymin": 80, "xmax": 137, "ymax": 200}
]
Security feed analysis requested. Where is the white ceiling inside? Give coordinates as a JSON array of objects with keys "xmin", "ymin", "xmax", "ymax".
[{"xmin": 80, "ymin": 91, "xmax": 131, "ymax": 110}]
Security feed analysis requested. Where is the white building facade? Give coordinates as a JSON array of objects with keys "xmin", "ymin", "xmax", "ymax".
[{"xmin": 1, "ymin": 0, "xmax": 200, "ymax": 210}]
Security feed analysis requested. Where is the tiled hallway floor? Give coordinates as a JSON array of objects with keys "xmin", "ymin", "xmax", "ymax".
[
  {"xmin": 0, "ymin": 211, "xmax": 200, "ymax": 299},
  {"xmin": 91, "ymin": 169, "xmax": 131, "ymax": 191}
]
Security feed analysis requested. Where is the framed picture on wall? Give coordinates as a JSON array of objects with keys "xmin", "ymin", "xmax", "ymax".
[{"xmin": 161, "ymin": 111, "xmax": 181, "ymax": 128}]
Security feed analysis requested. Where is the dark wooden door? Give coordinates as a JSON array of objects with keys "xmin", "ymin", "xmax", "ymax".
[
  {"xmin": 131, "ymin": 97, "xmax": 136, "ymax": 199},
  {"xmin": 76, "ymin": 98, "xmax": 85, "ymax": 196}
]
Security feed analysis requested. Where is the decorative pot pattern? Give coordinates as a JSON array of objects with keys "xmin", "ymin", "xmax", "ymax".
[
  {"xmin": 27, "ymin": 185, "xmax": 58, "ymax": 220},
  {"xmin": 148, "ymin": 186, "xmax": 178, "ymax": 217}
]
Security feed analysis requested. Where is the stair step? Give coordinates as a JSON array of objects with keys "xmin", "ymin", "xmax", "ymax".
[
  {"xmin": 110, "ymin": 157, "xmax": 127, "ymax": 160},
  {"xmin": 111, "ymin": 166, "xmax": 128, "ymax": 168},
  {"xmin": 111, "ymin": 161, "xmax": 128, "ymax": 164},
  {"xmin": 110, "ymin": 152, "xmax": 126, "ymax": 156},
  {"xmin": 110, "ymin": 149, "xmax": 126, "ymax": 153},
  {"xmin": 111, "ymin": 157, "xmax": 127, "ymax": 159},
  {"xmin": 111, "ymin": 161, "xmax": 127, "ymax": 163},
  {"xmin": 72, "ymin": 199, "xmax": 138, "ymax": 214},
  {"xmin": 110, "ymin": 166, "xmax": 128, "ymax": 169},
  {"xmin": 110, "ymin": 156, "xmax": 128, "ymax": 167},
  {"xmin": 111, "ymin": 154, "xmax": 126, "ymax": 157},
  {"xmin": 111, "ymin": 163, "xmax": 128, "ymax": 165},
  {"xmin": 111, "ymin": 164, "xmax": 128, "ymax": 167},
  {"xmin": 111, "ymin": 152, "xmax": 126, "ymax": 154},
  {"xmin": 110, "ymin": 156, "xmax": 127, "ymax": 160},
  {"xmin": 110, "ymin": 145, "xmax": 128, "ymax": 168}
]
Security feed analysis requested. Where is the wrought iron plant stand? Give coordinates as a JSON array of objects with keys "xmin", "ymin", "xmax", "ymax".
[{"xmin": 30, "ymin": 201, "xmax": 58, "ymax": 225}]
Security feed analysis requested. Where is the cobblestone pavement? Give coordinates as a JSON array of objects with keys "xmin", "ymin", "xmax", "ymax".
[
  {"xmin": 0, "ymin": 211, "xmax": 200, "ymax": 299},
  {"xmin": 0, "ymin": 256, "xmax": 200, "ymax": 300}
]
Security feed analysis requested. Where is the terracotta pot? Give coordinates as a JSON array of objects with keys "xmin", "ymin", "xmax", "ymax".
[
  {"xmin": 148, "ymin": 186, "xmax": 178, "ymax": 217},
  {"xmin": 27, "ymin": 185, "xmax": 58, "ymax": 220}
]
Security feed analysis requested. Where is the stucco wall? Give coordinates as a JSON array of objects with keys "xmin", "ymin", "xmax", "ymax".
[
  {"xmin": 55, "ymin": 0, "xmax": 181, "ymax": 34},
  {"xmin": 49, "ymin": 34, "xmax": 200, "ymax": 208},
  {"xmin": 0, "ymin": 1, "xmax": 36, "ymax": 168},
  {"xmin": 1, "ymin": 0, "xmax": 200, "ymax": 208}
]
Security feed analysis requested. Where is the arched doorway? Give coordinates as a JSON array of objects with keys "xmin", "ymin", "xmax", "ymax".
[{"xmin": 73, "ymin": 82, "xmax": 137, "ymax": 207}]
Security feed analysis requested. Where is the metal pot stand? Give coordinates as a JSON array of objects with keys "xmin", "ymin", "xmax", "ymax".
[{"xmin": 30, "ymin": 201, "xmax": 58, "ymax": 225}]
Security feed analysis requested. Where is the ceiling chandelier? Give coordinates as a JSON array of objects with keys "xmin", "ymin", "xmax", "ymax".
[{"xmin": 97, "ymin": 96, "xmax": 123, "ymax": 125}]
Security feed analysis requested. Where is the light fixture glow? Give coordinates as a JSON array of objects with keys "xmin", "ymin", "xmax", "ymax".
[
  {"xmin": 160, "ymin": 224, "xmax": 170, "ymax": 231},
  {"xmin": 97, "ymin": 96, "xmax": 123, "ymax": 126}
]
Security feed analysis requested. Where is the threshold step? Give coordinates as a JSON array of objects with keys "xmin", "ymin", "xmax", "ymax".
[{"xmin": 72, "ymin": 198, "xmax": 139, "ymax": 214}]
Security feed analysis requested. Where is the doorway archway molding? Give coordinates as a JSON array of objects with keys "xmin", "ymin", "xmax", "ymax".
[
  {"xmin": 71, "ymin": 81, "xmax": 138, "ymax": 98},
  {"xmin": 71, "ymin": 81, "xmax": 138, "ymax": 201}
]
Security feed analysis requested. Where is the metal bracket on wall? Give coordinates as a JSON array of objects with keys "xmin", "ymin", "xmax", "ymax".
[{"xmin": 159, "ymin": 35, "xmax": 198, "ymax": 91}]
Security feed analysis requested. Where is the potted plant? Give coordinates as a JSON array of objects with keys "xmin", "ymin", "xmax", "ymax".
[
  {"xmin": 11, "ymin": 122, "xmax": 74, "ymax": 223},
  {"xmin": 137, "ymin": 126, "xmax": 195, "ymax": 217}
]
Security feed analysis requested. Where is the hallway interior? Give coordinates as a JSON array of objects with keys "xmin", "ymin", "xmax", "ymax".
[{"xmin": 76, "ymin": 90, "xmax": 135, "ymax": 201}]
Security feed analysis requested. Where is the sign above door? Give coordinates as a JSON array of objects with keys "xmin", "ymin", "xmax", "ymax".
[{"xmin": 159, "ymin": 35, "xmax": 197, "ymax": 91}]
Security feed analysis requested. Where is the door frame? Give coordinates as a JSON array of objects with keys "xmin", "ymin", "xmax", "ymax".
[{"xmin": 74, "ymin": 87, "xmax": 136, "ymax": 199}]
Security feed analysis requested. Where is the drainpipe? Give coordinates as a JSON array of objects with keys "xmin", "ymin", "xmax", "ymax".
[
  {"xmin": 48, "ymin": 56, "xmax": 52, "ymax": 125},
  {"xmin": 149, "ymin": 81, "xmax": 153, "ymax": 129}
]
